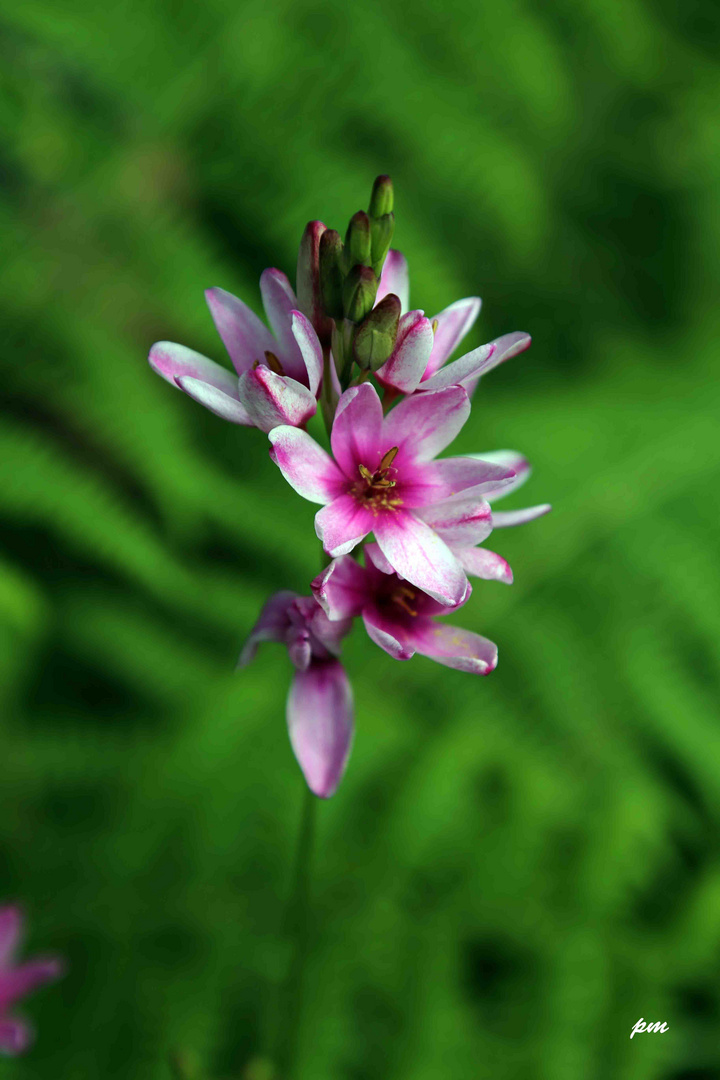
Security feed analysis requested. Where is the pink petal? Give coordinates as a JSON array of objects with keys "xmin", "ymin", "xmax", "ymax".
[
  {"xmin": 0, "ymin": 959, "xmax": 63, "ymax": 1012},
  {"xmin": 363, "ymin": 542, "xmax": 396, "ymax": 576},
  {"xmin": 149, "ymin": 341, "xmax": 240, "ymax": 397},
  {"xmin": 468, "ymin": 451, "xmax": 530, "ymax": 501},
  {"xmin": 260, "ymin": 269, "xmax": 306, "ymax": 382},
  {"xmin": 205, "ymin": 287, "xmax": 277, "ymax": 375},
  {"xmin": 375, "ymin": 311, "xmax": 435, "ymax": 393},
  {"xmin": 417, "ymin": 496, "xmax": 493, "ymax": 545},
  {"xmin": 237, "ymin": 367, "xmax": 316, "ymax": 433},
  {"xmin": 0, "ymin": 1016, "xmax": 32, "ymax": 1055},
  {"xmin": 373, "ymin": 509, "xmax": 468, "ymax": 606},
  {"xmin": 312, "ymin": 556, "xmax": 368, "ymax": 621},
  {"xmin": 268, "ymin": 427, "xmax": 345, "ymax": 504},
  {"xmin": 454, "ymin": 546, "xmax": 513, "ymax": 584},
  {"xmin": 406, "ymin": 620, "xmax": 498, "ymax": 674},
  {"xmin": 176, "ymin": 376, "xmax": 253, "ymax": 425},
  {"xmin": 287, "ymin": 659, "xmax": 354, "ymax": 798},
  {"xmin": 418, "ymin": 341, "xmax": 495, "ymax": 391},
  {"xmin": 376, "ymin": 250, "xmax": 410, "ymax": 312},
  {"xmin": 315, "ymin": 494, "xmax": 374, "ymax": 557},
  {"xmin": 0, "ymin": 908, "xmax": 22, "ymax": 969},
  {"xmin": 464, "ymin": 331, "xmax": 531, "ymax": 396},
  {"xmin": 330, "ymin": 383, "xmax": 384, "ymax": 478},
  {"xmin": 382, "ymin": 385, "xmax": 470, "ymax": 463},
  {"xmin": 426, "ymin": 456, "xmax": 517, "ymax": 499},
  {"xmin": 424, "ymin": 296, "xmax": 482, "ymax": 379},
  {"xmin": 237, "ymin": 590, "xmax": 299, "ymax": 668},
  {"xmin": 291, "ymin": 311, "xmax": 323, "ymax": 396},
  {"xmin": 362, "ymin": 608, "xmax": 416, "ymax": 661},
  {"xmin": 492, "ymin": 504, "xmax": 552, "ymax": 528}
]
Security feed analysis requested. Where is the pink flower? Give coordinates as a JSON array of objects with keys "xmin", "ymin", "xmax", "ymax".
[
  {"xmin": 239, "ymin": 592, "xmax": 354, "ymax": 798},
  {"xmin": 313, "ymin": 544, "xmax": 497, "ymax": 674},
  {"xmin": 430, "ymin": 451, "xmax": 552, "ymax": 586},
  {"xmin": 0, "ymin": 907, "xmax": 63, "ymax": 1056},
  {"xmin": 373, "ymin": 250, "xmax": 531, "ymax": 394},
  {"xmin": 149, "ymin": 269, "xmax": 324, "ymax": 433},
  {"xmin": 268, "ymin": 382, "xmax": 516, "ymax": 607}
]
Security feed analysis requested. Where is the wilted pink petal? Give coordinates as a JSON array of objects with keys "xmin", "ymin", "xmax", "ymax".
[
  {"xmin": 237, "ymin": 366, "xmax": 316, "ymax": 433},
  {"xmin": 423, "ymin": 296, "xmax": 482, "ymax": 379},
  {"xmin": 0, "ymin": 1016, "xmax": 32, "ymax": 1055},
  {"xmin": 0, "ymin": 960, "xmax": 63, "ymax": 1013},
  {"xmin": 237, "ymin": 590, "xmax": 300, "ymax": 667},
  {"xmin": 176, "ymin": 376, "xmax": 253, "ymax": 425},
  {"xmin": 0, "ymin": 907, "xmax": 62, "ymax": 1057},
  {"xmin": 268, "ymin": 427, "xmax": 345, "ymax": 503},
  {"xmin": 205, "ymin": 287, "xmax": 277, "ymax": 375},
  {"xmin": 376, "ymin": 249, "xmax": 410, "ymax": 312},
  {"xmin": 375, "ymin": 311, "xmax": 435, "ymax": 393},
  {"xmin": 288, "ymin": 660, "xmax": 354, "ymax": 798}
]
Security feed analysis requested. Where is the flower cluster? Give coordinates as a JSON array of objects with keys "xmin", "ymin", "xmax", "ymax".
[
  {"xmin": 0, "ymin": 907, "xmax": 62, "ymax": 1055},
  {"xmin": 149, "ymin": 177, "xmax": 550, "ymax": 798}
]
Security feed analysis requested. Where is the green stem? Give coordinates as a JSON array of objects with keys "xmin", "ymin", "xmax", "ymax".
[{"xmin": 271, "ymin": 783, "xmax": 317, "ymax": 1080}]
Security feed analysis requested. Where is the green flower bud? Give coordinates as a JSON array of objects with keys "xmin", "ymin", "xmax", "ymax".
[
  {"xmin": 368, "ymin": 175, "xmax": 394, "ymax": 218},
  {"xmin": 370, "ymin": 212, "xmax": 395, "ymax": 276},
  {"xmin": 319, "ymin": 229, "xmax": 344, "ymax": 321},
  {"xmin": 353, "ymin": 293, "xmax": 401, "ymax": 370},
  {"xmin": 345, "ymin": 211, "xmax": 372, "ymax": 269},
  {"xmin": 342, "ymin": 265, "xmax": 378, "ymax": 323}
]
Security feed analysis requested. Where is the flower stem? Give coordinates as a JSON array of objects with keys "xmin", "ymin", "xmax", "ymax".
[{"xmin": 271, "ymin": 783, "xmax": 317, "ymax": 1079}]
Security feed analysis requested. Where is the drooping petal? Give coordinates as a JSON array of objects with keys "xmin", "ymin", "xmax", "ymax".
[
  {"xmin": 417, "ymin": 495, "xmax": 493, "ymax": 545},
  {"xmin": 269, "ymin": 427, "xmax": 345, "ymax": 504},
  {"xmin": 237, "ymin": 367, "xmax": 316, "ymax": 433},
  {"xmin": 375, "ymin": 311, "xmax": 435, "ymax": 393},
  {"xmin": 296, "ymin": 220, "xmax": 333, "ymax": 344},
  {"xmin": 376, "ymin": 250, "xmax": 410, "ymax": 312},
  {"xmin": 382, "ymin": 385, "xmax": 470, "ymax": 463},
  {"xmin": 405, "ymin": 620, "xmax": 498, "ymax": 674},
  {"xmin": 149, "ymin": 342, "xmax": 240, "ymax": 397},
  {"xmin": 464, "ymin": 331, "xmax": 531, "ymax": 396},
  {"xmin": 291, "ymin": 311, "xmax": 323, "ymax": 396},
  {"xmin": 307, "ymin": 603, "xmax": 353, "ymax": 655},
  {"xmin": 287, "ymin": 659, "xmax": 354, "ymax": 798},
  {"xmin": 361, "ymin": 607, "xmax": 416, "ymax": 661},
  {"xmin": 205, "ymin": 288, "xmax": 277, "ymax": 375},
  {"xmin": 492, "ymin": 504, "xmax": 552, "ymax": 528},
  {"xmin": 176, "ymin": 376, "xmax": 253, "ymax": 425},
  {"xmin": 0, "ymin": 959, "xmax": 63, "ymax": 1012},
  {"xmin": 312, "ymin": 556, "xmax": 368, "ymax": 621},
  {"xmin": 330, "ymin": 383, "xmax": 384, "ymax": 478},
  {"xmin": 426, "ymin": 456, "xmax": 517, "ymax": 499},
  {"xmin": 373, "ymin": 509, "xmax": 468, "ymax": 606},
  {"xmin": 423, "ymin": 296, "xmax": 482, "ymax": 379},
  {"xmin": 0, "ymin": 1016, "xmax": 32, "ymax": 1055},
  {"xmin": 467, "ymin": 451, "xmax": 530, "ymax": 500},
  {"xmin": 237, "ymin": 590, "xmax": 299, "ymax": 668},
  {"xmin": 0, "ymin": 908, "xmax": 22, "ymax": 969},
  {"xmin": 454, "ymin": 546, "xmax": 513, "ymax": 584},
  {"xmin": 418, "ymin": 341, "xmax": 495, "ymax": 391},
  {"xmin": 315, "ymin": 494, "xmax": 374, "ymax": 557},
  {"xmin": 260, "ymin": 269, "xmax": 306, "ymax": 382}
]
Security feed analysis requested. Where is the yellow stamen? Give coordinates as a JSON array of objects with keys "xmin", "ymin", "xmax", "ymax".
[{"xmin": 378, "ymin": 446, "xmax": 399, "ymax": 472}]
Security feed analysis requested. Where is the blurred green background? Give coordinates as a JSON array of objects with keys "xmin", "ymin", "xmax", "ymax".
[{"xmin": 2, "ymin": 0, "xmax": 720, "ymax": 1077}]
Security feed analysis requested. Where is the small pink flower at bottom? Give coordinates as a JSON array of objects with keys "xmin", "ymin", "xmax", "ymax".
[
  {"xmin": 313, "ymin": 545, "xmax": 498, "ymax": 674},
  {"xmin": 239, "ymin": 592, "xmax": 354, "ymax": 798},
  {"xmin": 0, "ymin": 907, "xmax": 63, "ymax": 1056}
]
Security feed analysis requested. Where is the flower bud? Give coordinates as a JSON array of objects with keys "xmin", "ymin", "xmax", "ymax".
[
  {"xmin": 353, "ymin": 293, "xmax": 401, "ymax": 370},
  {"xmin": 342, "ymin": 265, "xmax": 378, "ymax": 323},
  {"xmin": 370, "ymin": 212, "xmax": 395, "ymax": 275},
  {"xmin": 368, "ymin": 175, "xmax": 394, "ymax": 218},
  {"xmin": 297, "ymin": 220, "xmax": 333, "ymax": 343},
  {"xmin": 319, "ymin": 229, "xmax": 345, "ymax": 320},
  {"xmin": 345, "ymin": 211, "xmax": 372, "ymax": 269}
]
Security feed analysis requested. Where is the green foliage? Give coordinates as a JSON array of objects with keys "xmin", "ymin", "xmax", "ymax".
[{"xmin": 1, "ymin": 1, "xmax": 720, "ymax": 1078}]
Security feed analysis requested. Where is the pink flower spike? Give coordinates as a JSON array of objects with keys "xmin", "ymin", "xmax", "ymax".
[
  {"xmin": 423, "ymin": 296, "xmax": 482, "ymax": 380},
  {"xmin": 0, "ymin": 906, "xmax": 63, "ymax": 1057},
  {"xmin": 376, "ymin": 250, "xmax": 410, "ymax": 312},
  {"xmin": 375, "ymin": 311, "xmax": 435, "ymax": 393},
  {"xmin": 237, "ymin": 366, "xmax": 316, "ymax": 434},
  {"xmin": 240, "ymin": 593, "xmax": 354, "ymax": 797}
]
